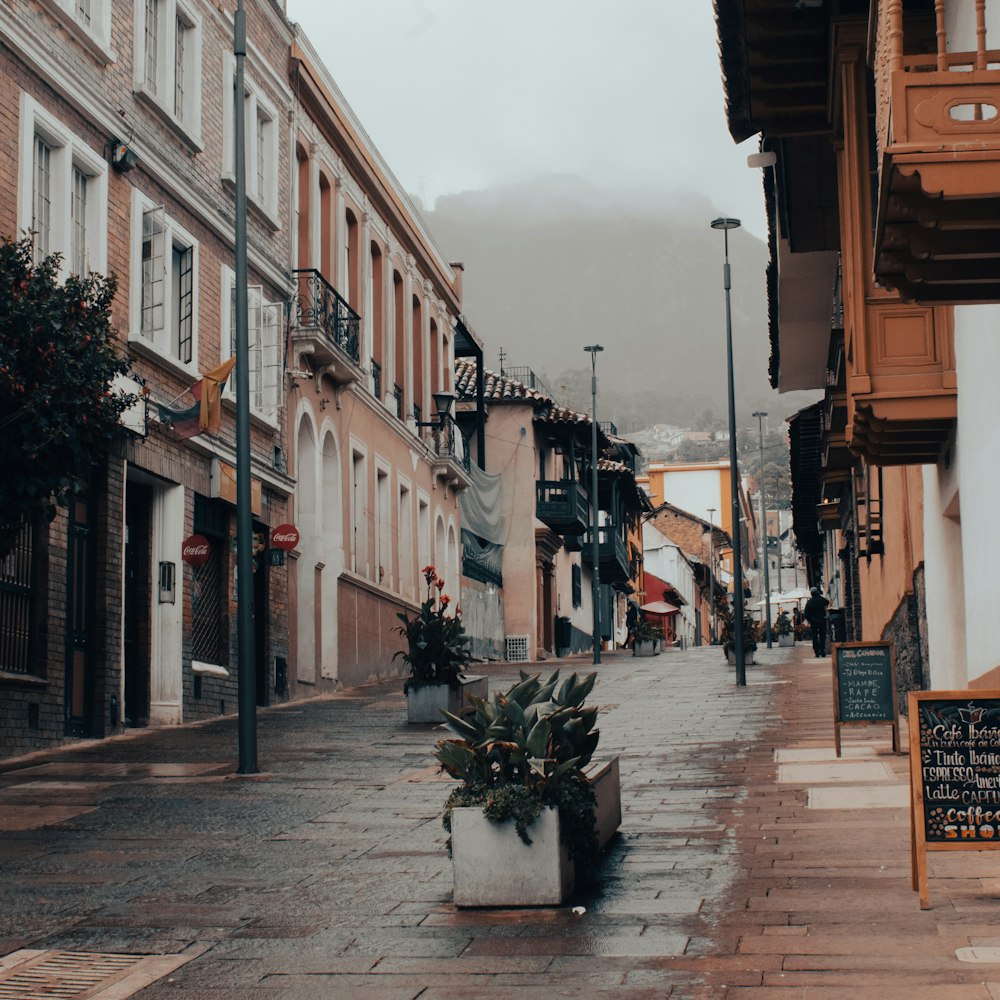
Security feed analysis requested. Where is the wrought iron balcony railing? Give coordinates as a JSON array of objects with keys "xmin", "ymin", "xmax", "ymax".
[
  {"xmin": 433, "ymin": 420, "xmax": 471, "ymax": 473},
  {"xmin": 581, "ymin": 525, "xmax": 630, "ymax": 582},
  {"xmin": 393, "ymin": 384, "xmax": 403, "ymax": 419},
  {"xmin": 292, "ymin": 269, "xmax": 361, "ymax": 365},
  {"xmin": 371, "ymin": 359, "xmax": 382, "ymax": 401},
  {"xmin": 536, "ymin": 479, "xmax": 590, "ymax": 535}
]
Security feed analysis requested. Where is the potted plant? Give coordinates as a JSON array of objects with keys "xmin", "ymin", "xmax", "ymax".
[
  {"xmin": 394, "ymin": 565, "xmax": 486, "ymax": 723},
  {"xmin": 774, "ymin": 609, "xmax": 794, "ymax": 647},
  {"xmin": 434, "ymin": 670, "xmax": 621, "ymax": 907},
  {"xmin": 630, "ymin": 618, "xmax": 663, "ymax": 657},
  {"xmin": 719, "ymin": 608, "xmax": 758, "ymax": 666},
  {"xmin": 794, "ymin": 620, "xmax": 811, "ymax": 643}
]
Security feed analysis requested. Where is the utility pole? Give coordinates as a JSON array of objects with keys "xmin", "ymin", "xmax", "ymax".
[
  {"xmin": 585, "ymin": 345, "xmax": 604, "ymax": 665},
  {"xmin": 752, "ymin": 410, "xmax": 772, "ymax": 648},
  {"xmin": 706, "ymin": 507, "xmax": 716, "ymax": 643}
]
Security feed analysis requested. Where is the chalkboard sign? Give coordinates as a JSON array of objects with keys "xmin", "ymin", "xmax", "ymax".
[
  {"xmin": 831, "ymin": 641, "xmax": 899, "ymax": 757},
  {"xmin": 908, "ymin": 690, "xmax": 1000, "ymax": 909}
]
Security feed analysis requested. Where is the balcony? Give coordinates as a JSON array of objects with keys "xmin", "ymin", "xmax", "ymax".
[
  {"xmin": 430, "ymin": 420, "xmax": 472, "ymax": 492},
  {"xmin": 536, "ymin": 480, "xmax": 590, "ymax": 536},
  {"xmin": 873, "ymin": 7, "xmax": 1000, "ymax": 302},
  {"xmin": 581, "ymin": 526, "xmax": 630, "ymax": 583},
  {"xmin": 291, "ymin": 269, "xmax": 362, "ymax": 385},
  {"xmin": 846, "ymin": 301, "xmax": 956, "ymax": 465}
]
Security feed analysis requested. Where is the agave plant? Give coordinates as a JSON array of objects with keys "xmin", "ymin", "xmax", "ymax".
[{"xmin": 434, "ymin": 670, "xmax": 602, "ymax": 882}]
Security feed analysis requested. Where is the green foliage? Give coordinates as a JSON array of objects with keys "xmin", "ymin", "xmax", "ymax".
[
  {"xmin": 395, "ymin": 565, "xmax": 473, "ymax": 692},
  {"xmin": 629, "ymin": 617, "xmax": 663, "ymax": 644},
  {"xmin": 773, "ymin": 609, "xmax": 793, "ymax": 637},
  {"xmin": 719, "ymin": 607, "xmax": 759, "ymax": 654},
  {"xmin": 0, "ymin": 237, "xmax": 134, "ymax": 557},
  {"xmin": 435, "ymin": 669, "xmax": 602, "ymax": 883}
]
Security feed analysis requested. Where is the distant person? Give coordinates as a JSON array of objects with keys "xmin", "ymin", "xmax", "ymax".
[{"xmin": 804, "ymin": 587, "xmax": 830, "ymax": 657}]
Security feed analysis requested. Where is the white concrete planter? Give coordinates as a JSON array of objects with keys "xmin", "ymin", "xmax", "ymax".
[
  {"xmin": 633, "ymin": 640, "xmax": 656, "ymax": 657},
  {"xmin": 724, "ymin": 648, "xmax": 756, "ymax": 666},
  {"xmin": 777, "ymin": 633, "xmax": 794, "ymax": 647},
  {"xmin": 406, "ymin": 675, "xmax": 487, "ymax": 724},
  {"xmin": 450, "ymin": 755, "xmax": 621, "ymax": 907}
]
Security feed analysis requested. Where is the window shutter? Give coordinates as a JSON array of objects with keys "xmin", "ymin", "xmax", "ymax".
[
  {"xmin": 141, "ymin": 207, "xmax": 165, "ymax": 337},
  {"xmin": 262, "ymin": 301, "xmax": 283, "ymax": 417}
]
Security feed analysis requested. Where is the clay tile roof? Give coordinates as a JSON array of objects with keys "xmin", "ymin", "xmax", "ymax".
[
  {"xmin": 454, "ymin": 358, "xmax": 549, "ymax": 405},
  {"xmin": 534, "ymin": 403, "xmax": 591, "ymax": 427},
  {"xmin": 597, "ymin": 458, "xmax": 630, "ymax": 475}
]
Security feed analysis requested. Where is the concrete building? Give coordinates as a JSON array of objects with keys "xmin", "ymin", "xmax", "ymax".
[{"xmin": 716, "ymin": 0, "xmax": 1000, "ymax": 691}]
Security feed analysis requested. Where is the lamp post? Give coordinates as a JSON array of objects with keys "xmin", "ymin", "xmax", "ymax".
[
  {"xmin": 584, "ymin": 345, "xmax": 603, "ymax": 665},
  {"xmin": 234, "ymin": 0, "xmax": 257, "ymax": 773},
  {"xmin": 773, "ymin": 473, "xmax": 782, "ymax": 593},
  {"xmin": 706, "ymin": 507, "xmax": 716, "ymax": 643},
  {"xmin": 711, "ymin": 216, "xmax": 746, "ymax": 685},
  {"xmin": 752, "ymin": 410, "xmax": 772, "ymax": 648}
]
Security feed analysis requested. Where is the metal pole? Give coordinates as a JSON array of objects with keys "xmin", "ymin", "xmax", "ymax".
[
  {"xmin": 706, "ymin": 507, "xmax": 716, "ymax": 644},
  {"xmin": 585, "ymin": 345, "xmax": 603, "ymax": 665},
  {"xmin": 753, "ymin": 411, "xmax": 772, "ymax": 648},
  {"xmin": 234, "ymin": 0, "xmax": 257, "ymax": 774},
  {"xmin": 774, "ymin": 474, "xmax": 782, "ymax": 593},
  {"xmin": 711, "ymin": 217, "xmax": 746, "ymax": 685}
]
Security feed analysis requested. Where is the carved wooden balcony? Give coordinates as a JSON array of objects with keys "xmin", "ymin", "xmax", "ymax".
[
  {"xmin": 873, "ymin": 4, "xmax": 1000, "ymax": 302},
  {"xmin": 536, "ymin": 479, "xmax": 590, "ymax": 536},
  {"xmin": 846, "ymin": 300, "xmax": 956, "ymax": 465},
  {"xmin": 291, "ymin": 269, "xmax": 362, "ymax": 385},
  {"xmin": 581, "ymin": 526, "xmax": 630, "ymax": 583}
]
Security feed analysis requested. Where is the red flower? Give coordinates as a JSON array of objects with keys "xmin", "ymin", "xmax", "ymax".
[{"xmin": 441, "ymin": 594, "xmax": 450, "ymax": 607}]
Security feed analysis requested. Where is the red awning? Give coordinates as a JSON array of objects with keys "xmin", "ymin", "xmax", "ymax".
[{"xmin": 640, "ymin": 600, "xmax": 679, "ymax": 616}]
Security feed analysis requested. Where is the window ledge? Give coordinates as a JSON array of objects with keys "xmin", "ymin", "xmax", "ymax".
[
  {"xmin": 192, "ymin": 660, "xmax": 229, "ymax": 678},
  {"xmin": 128, "ymin": 336, "xmax": 200, "ymax": 382},
  {"xmin": 221, "ymin": 394, "xmax": 280, "ymax": 433},
  {"xmin": 221, "ymin": 178, "xmax": 281, "ymax": 231},
  {"xmin": 134, "ymin": 86, "xmax": 203, "ymax": 153},
  {"xmin": 0, "ymin": 670, "xmax": 47, "ymax": 688},
  {"xmin": 36, "ymin": 0, "xmax": 117, "ymax": 64}
]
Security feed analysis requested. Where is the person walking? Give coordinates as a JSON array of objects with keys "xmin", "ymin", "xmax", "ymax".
[{"xmin": 803, "ymin": 586, "xmax": 830, "ymax": 657}]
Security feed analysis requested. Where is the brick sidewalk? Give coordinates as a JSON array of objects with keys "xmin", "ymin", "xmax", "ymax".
[{"xmin": 0, "ymin": 644, "xmax": 998, "ymax": 998}]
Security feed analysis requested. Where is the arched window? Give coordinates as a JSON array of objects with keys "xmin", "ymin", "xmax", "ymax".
[
  {"xmin": 370, "ymin": 241, "xmax": 384, "ymax": 397},
  {"xmin": 295, "ymin": 142, "xmax": 310, "ymax": 270},
  {"xmin": 412, "ymin": 293, "xmax": 423, "ymax": 420},
  {"xmin": 319, "ymin": 170, "xmax": 333, "ymax": 280},
  {"xmin": 393, "ymin": 269, "xmax": 404, "ymax": 418},
  {"xmin": 345, "ymin": 207, "xmax": 359, "ymax": 307},
  {"xmin": 429, "ymin": 317, "xmax": 439, "ymax": 395}
]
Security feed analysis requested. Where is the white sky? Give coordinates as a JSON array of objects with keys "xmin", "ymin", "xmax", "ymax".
[{"xmin": 283, "ymin": 0, "xmax": 768, "ymax": 237}]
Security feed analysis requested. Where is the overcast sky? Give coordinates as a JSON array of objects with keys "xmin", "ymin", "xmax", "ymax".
[{"xmin": 283, "ymin": 1, "xmax": 768, "ymax": 238}]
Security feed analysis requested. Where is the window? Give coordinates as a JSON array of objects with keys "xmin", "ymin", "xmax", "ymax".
[
  {"xmin": 398, "ymin": 481, "xmax": 412, "ymax": 595},
  {"xmin": 220, "ymin": 267, "xmax": 283, "ymax": 422},
  {"xmin": 135, "ymin": 0, "xmax": 201, "ymax": 142},
  {"xmin": 572, "ymin": 564, "xmax": 582, "ymax": 609},
  {"xmin": 222, "ymin": 54, "xmax": 278, "ymax": 221},
  {"xmin": 351, "ymin": 449, "xmax": 368, "ymax": 577},
  {"xmin": 37, "ymin": 0, "xmax": 113, "ymax": 60},
  {"xmin": 131, "ymin": 190, "xmax": 198, "ymax": 370},
  {"xmin": 18, "ymin": 96, "xmax": 107, "ymax": 276},
  {"xmin": 191, "ymin": 495, "xmax": 227, "ymax": 667},
  {"xmin": 376, "ymin": 465, "xmax": 391, "ymax": 586},
  {"xmin": 417, "ymin": 493, "xmax": 431, "ymax": 575}
]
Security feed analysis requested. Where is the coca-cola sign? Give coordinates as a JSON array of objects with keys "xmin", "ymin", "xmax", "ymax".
[
  {"xmin": 270, "ymin": 523, "xmax": 300, "ymax": 551},
  {"xmin": 181, "ymin": 534, "xmax": 211, "ymax": 566}
]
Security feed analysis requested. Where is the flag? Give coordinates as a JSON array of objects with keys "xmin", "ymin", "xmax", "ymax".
[
  {"xmin": 199, "ymin": 357, "xmax": 236, "ymax": 435},
  {"xmin": 154, "ymin": 358, "xmax": 236, "ymax": 441}
]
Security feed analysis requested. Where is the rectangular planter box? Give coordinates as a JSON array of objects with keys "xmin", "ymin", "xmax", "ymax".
[
  {"xmin": 633, "ymin": 640, "xmax": 656, "ymax": 657},
  {"xmin": 406, "ymin": 675, "xmax": 487, "ymax": 724},
  {"xmin": 778, "ymin": 634, "xmax": 794, "ymax": 647},
  {"xmin": 451, "ymin": 755, "xmax": 622, "ymax": 907}
]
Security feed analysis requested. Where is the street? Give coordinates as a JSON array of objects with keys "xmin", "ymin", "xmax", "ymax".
[{"xmin": 1, "ymin": 645, "xmax": 997, "ymax": 998}]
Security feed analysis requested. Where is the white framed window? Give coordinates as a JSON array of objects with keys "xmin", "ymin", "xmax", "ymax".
[
  {"xmin": 129, "ymin": 188, "xmax": 198, "ymax": 371},
  {"xmin": 134, "ymin": 0, "xmax": 202, "ymax": 144},
  {"xmin": 37, "ymin": 0, "xmax": 114, "ymax": 62},
  {"xmin": 222, "ymin": 53, "xmax": 279, "ymax": 223},
  {"xmin": 220, "ymin": 266, "xmax": 283, "ymax": 423},
  {"xmin": 350, "ymin": 444, "xmax": 369, "ymax": 578},
  {"xmin": 18, "ymin": 95, "xmax": 107, "ymax": 276},
  {"xmin": 375, "ymin": 461, "xmax": 391, "ymax": 588}
]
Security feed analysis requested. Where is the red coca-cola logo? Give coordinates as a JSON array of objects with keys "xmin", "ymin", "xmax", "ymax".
[
  {"xmin": 270, "ymin": 523, "xmax": 300, "ymax": 551},
  {"xmin": 181, "ymin": 534, "xmax": 212, "ymax": 566}
]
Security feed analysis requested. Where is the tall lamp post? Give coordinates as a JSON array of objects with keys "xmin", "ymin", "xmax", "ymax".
[
  {"xmin": 711, "ymin": 217, "xmax": 746, "ymax": 685},
  {"xmin": 584, "ymin": 345, "xmax": 604, "ymax": 665},
  {"xmin": 773, "ymin": 474, "xmax": 782, "ymax": 593},
  {"xmin": 752, "ymin": 410, "xmax": 772, "ymax": 648},
  {"xmin": 234, "ymin": 0, "xmax": 257, "ymax": 773},
  {"xmin": 706, "ymin": 507, "xmax": 716, "ymax": 643}
]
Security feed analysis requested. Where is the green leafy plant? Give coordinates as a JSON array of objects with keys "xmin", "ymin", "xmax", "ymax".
[
  {"xmin": 434, "ymin": 670, "xmax": 602, "ymax": 884},
  {"xmin": 719, "ymin": 608, "xmax": 759, "ymax": 655},
  {"xmin": 0, "ymin": 237, "xmax": 135, "ymax": 558},
  {"xmin": 630, "ymin": 617, "xmax": 663, "ymax": 644},
  {"xmin": 394, "ymin": 565, "xmax": 473, "ymax": 693},
  {"xmin": 773, "ymin": 609, "xmax": 793, "ymax": 637},
  {"xmin": 794, "ymin": 620, "xmax": 811, "ymax": 641}
]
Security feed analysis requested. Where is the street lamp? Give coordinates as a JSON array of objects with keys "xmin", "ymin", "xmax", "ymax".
[
  {"xmin": 710, "ymin": 216, "xmax": 747, "ymax": 685},
  {"xmin": 706, "ymin": 507, "xmax": 716, "ymax": 644},
  {"xmin": 773, "ymin": 473, "xmax": 782, "ymax": 593},
  {"xmin": 584, "ymin": 345, "xmax": 604, "ymax": 665},
  {"xmin": 752, "ymin": 410, "xmax": 772, "ymax": 648}
]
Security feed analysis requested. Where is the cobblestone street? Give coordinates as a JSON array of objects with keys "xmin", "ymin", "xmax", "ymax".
[{"xmin": 2, "ymin": 644, "xmax": 998, "ymax": 998}]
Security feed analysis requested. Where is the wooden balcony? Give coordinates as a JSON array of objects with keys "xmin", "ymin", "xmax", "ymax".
[
  {"xmin": 290, "ymin": 269, "xmax": 362, "ymax": 385},
  {"xmin": 536, "ymin": 480, "xmax": 590, "ymax": 536},
  {"xmin": 581, "ymin": 526, "xmax": 630, "ymax": 583},
  {"xmin": 873, "ymin": 6, "xmax": 1000, "ymax": 302},
  {"xmin": 846, "ymin": 300, "xmax": 956, "ymax": 465}
]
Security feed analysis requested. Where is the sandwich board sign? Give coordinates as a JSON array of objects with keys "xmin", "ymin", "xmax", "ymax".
[
  {"xmin": 908, "ymin": 690, "xmax": 1000, "ymax": 908},
  {"xmin": 831, "ymin": 641, "xmax": 899, "ymax": 757}
]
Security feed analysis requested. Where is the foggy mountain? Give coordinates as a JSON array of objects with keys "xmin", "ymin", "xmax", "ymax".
[{"xmin": 420, "ymin": 175, "xmax": 819, "ymax": 427}]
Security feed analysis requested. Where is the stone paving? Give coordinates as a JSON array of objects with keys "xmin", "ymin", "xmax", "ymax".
[{"xmin": 1, "ymin": 643, "xmax": 1000, "ymax": 997}]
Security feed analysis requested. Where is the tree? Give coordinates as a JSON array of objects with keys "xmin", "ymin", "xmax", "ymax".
[{"xmin": 0, "ymin": 237, "xmax": 135, "ymax": 557}]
